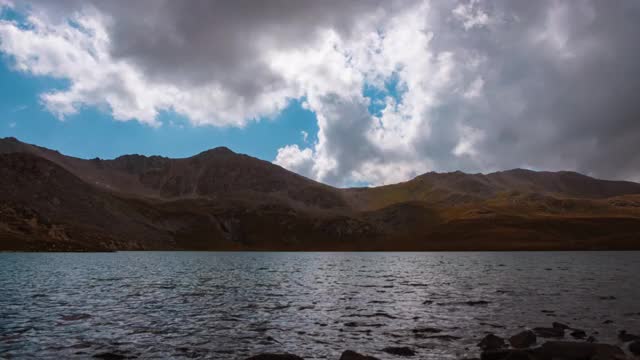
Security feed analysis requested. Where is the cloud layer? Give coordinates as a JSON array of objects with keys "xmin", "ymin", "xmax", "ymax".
[{"xmin": 1, "ymin": 0, "xmax": 640, "ymax": 185}]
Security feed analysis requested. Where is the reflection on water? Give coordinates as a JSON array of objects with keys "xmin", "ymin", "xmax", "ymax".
[{"xmin": 0, "ymin": 252, "xmax": 639, "ymax": 359}]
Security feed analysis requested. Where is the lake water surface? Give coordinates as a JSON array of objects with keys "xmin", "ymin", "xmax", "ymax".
[{"xmin": 1, "ymin": 252, "xmax": 639, "ymax": 359}]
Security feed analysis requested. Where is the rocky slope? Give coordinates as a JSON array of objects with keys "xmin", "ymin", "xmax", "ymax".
[{"xmin": 1, "ymin": 137, "xmax": 639, "ymax": 251}]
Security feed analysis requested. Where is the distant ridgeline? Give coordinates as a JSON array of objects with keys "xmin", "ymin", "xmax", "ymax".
[{"xmin": 1, "ymin": 136, "xmax": 640, "ymax": 251}]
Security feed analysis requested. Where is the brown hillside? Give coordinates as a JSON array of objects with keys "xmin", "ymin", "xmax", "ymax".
[{"xmin": 1, "ymin": 137, "xmax": 639, "ymax": 251}]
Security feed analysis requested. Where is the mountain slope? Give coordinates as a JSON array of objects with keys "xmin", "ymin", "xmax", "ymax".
[
  {"xmin": 344, "ymin": 168, "xmax": 640, "ymax": 210},
  {"xmin": 0, "ymin": 152, "xmax": 174, "ymax": 251},
  {"xmin": 0, "ymin": 152, "xmax": 381, "ymax": 251},
  {"xmin": 1, "ymin": 137, "xmax": 639, "ymax": 251},
  {"xmin": 0, "ymin": 137, "xmax": 347, "ymax": 209}
]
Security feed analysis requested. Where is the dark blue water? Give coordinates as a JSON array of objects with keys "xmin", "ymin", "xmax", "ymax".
[{"xmin": 1, "ymin": 252, "xmax": 639, "ymax": 359}]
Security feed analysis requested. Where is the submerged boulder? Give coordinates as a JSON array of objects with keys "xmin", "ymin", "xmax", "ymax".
[
  {"xmin": 479, "ymin": 334, "xmax": 507, "ymax": 351},
  {"xmin": 245, "ymin": 354, "xmax": 303, "ymax": 360},
  {"xmin": 509, "ymin": 330, "xmax": 537, "ymax": 348},
  {"xmin": 552, "ymin": 322, "xmax": 570, "ymax": 330},
  {"xmin": 535, "ymin": 341, "xmax": 626, "ymax": 360},
  {"xmin": 533, "ymin": 327, "xmax": 564, "ymax": 338},
  {"xmin": 570, "ymin": 330, "xmax": 587, "ymax": 339},
  {"xmin": 481, "ymin": 350, "xmax": 538, "ymax": 360},
  {"xmin": 481, "ymin": 341, "xmax": 628, "ymax": 360},
  {"xmin": 412, "ymin": 327, "xmax": 442, "ymax": 334},
  {"xmin": 381, "ymin": 347, "xmax": 416, "ymax": 357},
  {"xmin": 339, "ymin": 350, "xmax": 380, "ymax": 360},
  {"xmin": 618, "ymin": 330, "xmax": 640, "ymax": 342},
  {"xmin": 92, "ymin": 353, "xmax": 128, "ymax": 360},
  {"xmin": 61, "ymin": 313, "xmax": 92, "ymax": 321}
]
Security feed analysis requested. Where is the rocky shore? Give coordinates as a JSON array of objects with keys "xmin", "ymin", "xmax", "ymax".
[{"xmin": 239, "ymin": 324, "xmax": 640, "ymax": 360}]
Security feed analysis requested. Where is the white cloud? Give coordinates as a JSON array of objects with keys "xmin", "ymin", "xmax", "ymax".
[
  {"xmin": 453, "ymin": 124, "xmax": 484, "ymax": 157},
  {"xmin": 276, "ymin": 2, "xmax": 474, "ymax": 186},
  {"xmin": 463, "ymin": 77, "xmax": 484, "ymax": 99},
  {"xmin": 2, "ymin": 0, "xmax": 640, "ymax": 185},
  {"xmin": 0, "ymin": 7, "xmax": 295, "ymax": 127},
  {"xmin": 274, "ymin": 144, "xmax": 314, "ymax": 178},
  {"xmin": 452, "ymin": 0, "xmax": 491, "ymax": 30}
]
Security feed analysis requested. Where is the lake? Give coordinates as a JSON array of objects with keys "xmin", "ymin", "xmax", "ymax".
[{"xmin": 1, "ymin": 252, "xmax": 639, "ymax": 359}]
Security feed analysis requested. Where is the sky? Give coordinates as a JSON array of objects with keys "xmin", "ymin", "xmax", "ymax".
[{"xmin": 1, "ymin": 0, "xmax": 639, "ymax": 187}]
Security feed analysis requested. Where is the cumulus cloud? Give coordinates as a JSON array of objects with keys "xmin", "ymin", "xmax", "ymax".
[
  {"xmin": 274, "ymin": 144, "xmax": 314, "ymax": 178},
  {"xmin": 1, "ymin": 0, "xmax": 640, "ymax": 185},
  {"xmin": 452, "ymin": 0, "xmax": 491, "ymax": 30}
]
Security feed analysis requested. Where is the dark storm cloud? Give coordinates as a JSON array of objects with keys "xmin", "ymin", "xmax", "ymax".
[
  {"xmin": 27, "ymin": 0, "xmax": 390, "ymax": 100},
  {"xmin": 411, "ymin": 0, "xmax": 640, "ymax": 181},
  {"xmin": 5, "ymin": 0, "xmax": 640, "ymax": 183},
  {"xmin": 489, "ymin": 1, "xmax": 640, "ymax": 180}
]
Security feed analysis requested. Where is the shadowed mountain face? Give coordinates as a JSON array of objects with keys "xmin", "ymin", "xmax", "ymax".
[
  {"xmin": 1, "ymin": 137, "xmax": 640, "ymax": 251},
  {"xmin": 0, "ymin": 137, "xmax": 346, "ymax": 209}
]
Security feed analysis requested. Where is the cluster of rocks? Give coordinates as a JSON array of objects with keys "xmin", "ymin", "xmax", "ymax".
[
  {"xmin": 241, "ymin": 324, "xmax": 640, "ymax": 360},
  {"xmin": 244, "ymin": 347, "xmax": 417, "ymax": 360},
  {"xmin": 473, "ymin": 323, "xmax": 639, "ymax": 360}
]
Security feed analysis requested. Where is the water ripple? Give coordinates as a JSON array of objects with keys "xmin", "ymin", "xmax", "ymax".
[{"xmin": 0, "ymin": 251, "xmax": 639, "ymax": 359}]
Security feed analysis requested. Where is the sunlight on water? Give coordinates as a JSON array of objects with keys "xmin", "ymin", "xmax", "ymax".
[{"xmin": 1, "ymin": 252, "xmax": 639, "ymax": 359}]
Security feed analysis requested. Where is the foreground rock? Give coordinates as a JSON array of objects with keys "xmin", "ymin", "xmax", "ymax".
[
  {"xmin": 533, "ymin": 327, "xmax": 564, "ymax": 338},
  {"xmin": 340, "ymin": 350, "xmax": 380, "ymax": 360},
  {"xmin": 479, "ymin": 334, "xmax": 507, "ymax": 351},
  {"xmin": 552, "ymin": 322, "xmax": 570, "ymax": 330},
  {"xmin": 618, "ymin": 330, "xmax": 640, "ymax": 342},
  {"xmin": 481, "ymin": 349, "xmax": 537, "ymax": 360},
  {"xmin": 509, "ymin": 330, "xmax": 537, "ymax": 348},
  {"xmin": 570, "ymin": 330, "xmax": 587, "ymax": 339},
  {"xmin": 412, "ymin": 327, "xmax": 442, "ymax": 334},
  {"xmin": 245, "ymin": 354, "xmax": 304, "ymax": 360},
  {"xmin": 536, "ymin": 341, "xmax": 626, "ymax": 359},
  {"xmin": 92, "ymin": 353, "xmax": 128, "ymax": 360},
  {"xmin": 381, "ymin": 347, "xmax": 416, "ymax": 356},
  {"xmin": 61, "ymin": 313, "xmax": 92, "ymax": 321},
  {"xmin": 481, "ymin": 341, "xmax": 627, "ymax": 360}
]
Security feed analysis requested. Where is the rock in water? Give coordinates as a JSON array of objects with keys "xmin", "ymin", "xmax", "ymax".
[
  {"xmin": 92, "ymin": 353, "xmax": 127, "ymax": 360},
  {"xmin": 536, "ymin": 341, "xmax": 626, "ymax": 360},
  {"xmin": 480, "ymin": 349, "xmax": 537, "ymax": 360},
  {"xmin": 570, "ymin": 330, "xmax": 587, "ymax": 339},
  {"xmin": 245, "ymin": 354, "xmax": 303, "ymax": 360},
  {"xmin": 478, "ymin": 334, "xmax": 506, "ymax": 351},
  {"xmin": 533, "ymin": 327, "xmax": 564, "ymax": 338},
  {"xmin": 412, "ymin": 327, "xmax": 442, "ymax": 334},
  {"xmin": 381, "ymin": 347, "xmax": 416, "ymax": 357},
  {"xmin": 340, "ymin": 350, "xmax": 380, "ymax": 360},
  {"xmin": 466, "ymin": 300, "xmax": 491, "ymax": 306},
  {"xmin": 552, "ymin": 322, "xmax": 570, "ymax": 330},
  {"xmin": 630, "ymin": 340, "xmax": 640, "ymax": 356},
  {"xmin": 618, "ymin": 330, "xmax": 640, "ymax": 342},
  {"xmin": 509, "ymin": 330, "xmax": 537, "ymax": 348},
  {"xmin": 61, "ymin": 313, "xmax": 92, "ymax": 321}
]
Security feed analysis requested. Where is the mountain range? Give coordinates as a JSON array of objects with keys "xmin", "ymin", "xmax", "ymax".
[{"xmin": 1, "ymin": 137, "xmax": 639, "ymax": 251}]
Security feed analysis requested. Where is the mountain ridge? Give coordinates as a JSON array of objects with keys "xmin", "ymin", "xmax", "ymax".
[
  {"xmin": 1, "ymin": 137, "xmax": 639, "ymax": 251},
  {"xmin": 4, "ymin": 136, "xmax": 640, "ymax": 196}
]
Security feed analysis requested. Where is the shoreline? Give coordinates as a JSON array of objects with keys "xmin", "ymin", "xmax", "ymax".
[{"xmin": 3, "ymin": 249, "xmax": 640, "ymax": 254}]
